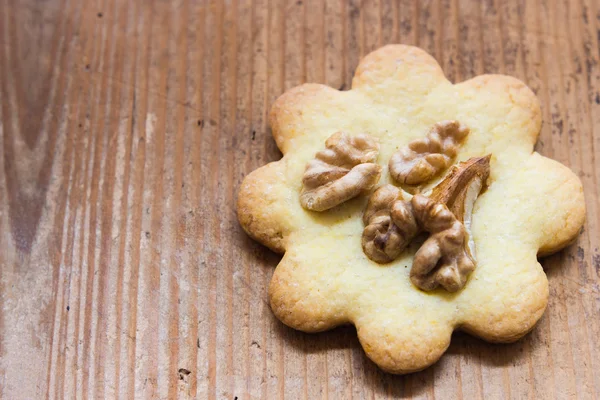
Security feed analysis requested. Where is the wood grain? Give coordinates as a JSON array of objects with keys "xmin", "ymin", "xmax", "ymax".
[{"xmin": 1, "ymin": 0, "xmax": 599, "ymax": 399}]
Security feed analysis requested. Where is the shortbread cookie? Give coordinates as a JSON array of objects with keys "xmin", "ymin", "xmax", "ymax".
[{"xmin": 237, "ymin": 45, "xmax": 586, "ymax": 373}]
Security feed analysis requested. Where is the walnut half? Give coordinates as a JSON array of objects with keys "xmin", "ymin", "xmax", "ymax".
[
  {"xmin": 361, "ymin": 185, "xmax": 418, "ymax": 263},
  {"xmin": 300, "ymin": 132, "xmax": 382, "ymax": 211},
  {"xmin": 388, "ymin": 121, "xmax": 470, "ymax": 187},
  {"xmin": 429, "ymin": 155, "xmax": 491, "ymax": 259},
  {"xmin": 410, "ymin": 155, "xmax": 491, "ymax": 291},
  {"xmin": 409, "ymin": 195, "xmax": 475, "ymax": 292}
]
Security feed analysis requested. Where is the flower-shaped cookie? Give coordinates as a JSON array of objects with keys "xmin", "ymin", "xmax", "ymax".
[{"xmin": 237, "ymin": 45, "xmax": 585, "ymax": 373}]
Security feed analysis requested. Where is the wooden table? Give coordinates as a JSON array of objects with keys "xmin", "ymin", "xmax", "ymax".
[{"xmin": 1, "ymin": 0, "xmax": 599, "ymax": 399}]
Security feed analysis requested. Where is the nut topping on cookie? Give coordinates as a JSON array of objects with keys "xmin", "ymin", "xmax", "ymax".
[
  {"xmin": 409, "ymin": 156, "xmax": 490, "ymax": 291},
  {"xmin": 410, "ymin": 194, "xmax": 475, "ymax": 292},
  {"xmin": 409, "ymin": 195, "xmax": 475, "ymax": 292},
  {"xmin": 429, "ymin": 155, "xmax": 491, "ymax": 260},
  {"xmin": 362, "ymin": 185, "xmax": 418, "ymax": 263},
  {"xmin": 300, "ymin": 132, "xmax": 382, "ymax": 211},
  {"xmin": 363, "ymin": 155, "xmax": 490, "ymax": 292},
  {"xmin": 389, "ymin": 120, "xmax": 470, "ymax": 187}
]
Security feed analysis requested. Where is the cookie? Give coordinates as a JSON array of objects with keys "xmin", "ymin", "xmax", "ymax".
[{"xmin": 236, "ymin": 45, "xmax": 586, "ymax": 373}]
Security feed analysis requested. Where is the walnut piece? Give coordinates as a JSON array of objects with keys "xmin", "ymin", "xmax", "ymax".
[
  {"xmin": 389, "ymin": 121, "xmax": 470, "ymax": 187},
  {"xmin": 362, "ymin": 185, "xmax": 418, "ymax": 263},
  {"xmin": 409, "ymin": 195, "xmax": 475, "ymax": 292},
  {"xmin": 429, "ymin": 155, "xmax": 491, "ymax": 258},
  {"xmin": 410, "ymin": 155, "xmax": 490, "ymax": 291},
  {"xmin": 301, "ymin": 132, "xmax": 382, "ymax": 211}
]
